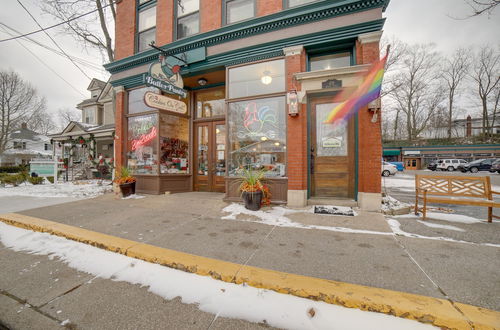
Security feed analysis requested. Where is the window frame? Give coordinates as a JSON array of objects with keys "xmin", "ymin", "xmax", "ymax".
[
  {"xmin": 222, "ymin": 0, "xmax": 256, "ymax": 26},
  {"xmin": 283, "ymin": 0, "xmax": 321, "ymax": 9},
  {"xmin": 307, "ymin": 48, "xmax": 354, "ymax": 72},
  {"xmin": 135, "ymin": 0, "xmax": 157, "ymax": 54},
  {"xmin": 174, "ymin": 0, "xmax": 200, "ymax": 40}
]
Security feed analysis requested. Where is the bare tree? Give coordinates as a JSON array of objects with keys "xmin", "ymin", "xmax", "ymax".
[
  {"xmin": 464, "ymin": 0, "xmax": 499, "ymax": 17},
  {"xmin": 470, "ymin": 46, "xmax": 500, "ymax": 138},
  {"xmin": 56, "ymin": 107, "xmax": 81, "ymax": 131},
  {"xmin": 442, "ymin": 48, "xmax": 471, "ymax": 139},
  {"xmin": 30, "ymin": 108, "xmax": 57, "ymax": 135},
  {"xmin": 388, "ymin": 44, "xmax": 445, "ymax": 141},
  {"xmin": 40, "ymin": 0, "xmax": 115, "ymax": 62},
  {"xmin": 0, "ymin": 70, "xmax": 47, "ymax": 153}
]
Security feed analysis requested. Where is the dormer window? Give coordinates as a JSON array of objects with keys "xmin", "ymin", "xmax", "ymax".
[{"xmin": 83, "ymin": 109, "xmax": 95, "ymax": 124}]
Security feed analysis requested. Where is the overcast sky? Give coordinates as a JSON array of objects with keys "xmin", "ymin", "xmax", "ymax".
[{"xmin": 0, "ymin": 0, "xmax": 499, "ymax": 119}]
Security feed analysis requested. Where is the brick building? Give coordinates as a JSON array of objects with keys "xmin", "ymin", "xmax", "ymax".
[{"xmin": 104, "ymin": 0, "xmax": 389, "ymax": 210}]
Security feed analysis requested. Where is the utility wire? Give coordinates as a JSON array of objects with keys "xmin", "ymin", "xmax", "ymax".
[
  {"xmin": 0, "ymin": 1, "xmax": 116, "ymax": 43},
  {"xmin": 0, "ymin": 23, "xmax": 105, "ymax": 73},
  {"xmin": 16, "ymin": 0, "xmax": 92, "ymax": 80},
  {"xmin": 0, "ymin": 25, "xmax": 85, "ymax": 98}
]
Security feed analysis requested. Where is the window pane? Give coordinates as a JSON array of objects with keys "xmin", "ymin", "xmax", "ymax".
[
  {"xmin": 159, "ymin": 113, "xmax": 189, "ymax": 174},
  {"xmin": 196, "ymin": 88, "xmax": 225, "ymax": 118},
  {"xmin": 228, "ymin": 96, "xmax": 286, "ymax": 177},
  {"xmin": 177, "ymin": 0, "xmax": 199, "ymax": 16},
  {"xmin": 310, "ymin": 52, "xmax": 351, "ymax": 71},
  {"xmin": 197, "ymin": 126, "xmax": 209, "ymax": 176},
  {"xmin": 316, "ymin": 103, "xmax": 347, "ymax": 156},
  {"xmin": 128, "ymin": 87, "xmax": 160, "ymax": 114},
  {"xmin": 138, "ymin": 6, "xmax": 156, "ymax": 32},
  {"xmin": 288, "ymin": 0, "xmax": 318, "ymax": 7},
  {"xmin": 127, "ymin": 114, "xmax": 158, "ymax": 175},
  {"xmin": 228, "ymin": 59, "xmax": 285, "ymax": 99},
  {"xmin": 138, "ymin": 28, "xmax": 156, "ymax": 52},
  {"xmin": 215, "ymin": 124, "xmax": 226, "ymax": 176},
  {"xmin": 177, "ymin": 13, "xmax": 199, "ymax": 39},
  {"xmin": 227, "ymin": 0, "xmax": 254, "ymax": 24}
]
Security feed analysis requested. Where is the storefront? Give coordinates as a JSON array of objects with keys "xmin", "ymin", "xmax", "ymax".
[{"xmin": 106, "ymin": 0, "xmax": 388, "ymax": 210}]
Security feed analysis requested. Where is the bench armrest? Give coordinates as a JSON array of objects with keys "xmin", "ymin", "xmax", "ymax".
[{"xmin": 492, "ymin": 190, "xmax": 500, "ymax": 195}]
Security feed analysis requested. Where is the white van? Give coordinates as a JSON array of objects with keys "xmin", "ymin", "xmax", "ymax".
[{"xmin": 437, "ymin": 159, "xmax": 468, "ymax": 171}]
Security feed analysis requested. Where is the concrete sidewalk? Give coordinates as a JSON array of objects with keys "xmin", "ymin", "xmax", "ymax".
[{"xmin": 1, "ymin": 192, "xmax": 499, "ymax": 328}]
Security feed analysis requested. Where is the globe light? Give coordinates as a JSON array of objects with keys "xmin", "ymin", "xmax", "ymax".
[{"xmin": 261, "ymin": 71, "xmax": 272, "ymax": 85}]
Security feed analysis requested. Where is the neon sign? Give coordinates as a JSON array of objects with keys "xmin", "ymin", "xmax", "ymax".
[{"xmin": 131, "ymin": 126, "xmax": 157, "ymax": 151}]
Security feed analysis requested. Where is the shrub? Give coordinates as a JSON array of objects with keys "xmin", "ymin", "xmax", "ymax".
[
  {"xmin": 1, "ymin": 174, "xmax": 26, "ymax": 186},
  {"xmin": 28, "ymin": 177, "xmax": 44, "ymax": 185},
  {"xmin": 0, "ymin": 165, "xmax": 24, "ymax": 173},
  {"xmin": 46, "ymin": 176, "xmax": 54, "ymax": 183}
]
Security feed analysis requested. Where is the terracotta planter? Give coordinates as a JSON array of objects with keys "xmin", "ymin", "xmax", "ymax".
[
  {"xmin": 242, "ymin": 190, "xmax": 263, "ymax": 211},
  {"xmin": 119, "ymin": 181, "xmax": 136, "ymax": 198}
]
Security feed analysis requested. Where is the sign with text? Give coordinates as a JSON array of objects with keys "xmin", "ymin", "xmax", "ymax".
[
  {"xmin": 144, "ymin": 92, "xmax": 187, "ymax": 114},
  {"xmin": 143, "ymin": 74, "xmax": 188, "ymax": 98}
]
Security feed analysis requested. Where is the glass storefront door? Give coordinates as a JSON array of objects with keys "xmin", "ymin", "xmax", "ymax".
[{"xmin": 194, "ymin": 121, "xmax": 226, "ymax": 192}]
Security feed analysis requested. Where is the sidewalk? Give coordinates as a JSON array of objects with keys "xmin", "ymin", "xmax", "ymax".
[{"xmin": 1, "ymin": 192, "xmax": 499, "ymax": 328}]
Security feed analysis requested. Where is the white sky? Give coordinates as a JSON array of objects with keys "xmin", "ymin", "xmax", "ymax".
[{"xmin": 0, "ymin": 0, "xmax": 498, "ymax": 117}]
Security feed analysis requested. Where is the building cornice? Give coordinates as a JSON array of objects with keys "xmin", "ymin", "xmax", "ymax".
[{"xmin": 105, "ymin": 0, "xmax": 388, "ymax": 74}]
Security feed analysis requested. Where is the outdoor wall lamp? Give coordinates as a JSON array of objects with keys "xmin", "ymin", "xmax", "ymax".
[
  {"xmin": 368, "ymin": 98, "xmax": 381, "ymax": 123},
  {"xmin": 287, "ymin": 89, "xmax": 299, "ymax": 116},
  {"xmin": 197, "ymin": 78, "xmax": 208, "ymax": 86},
  {"xmin": 261, "ymin": 71, "xmax": 272, "ymax": 85}
]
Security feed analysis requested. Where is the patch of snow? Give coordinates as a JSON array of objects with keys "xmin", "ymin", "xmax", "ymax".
[
  {"xmin": 222, "ymin": 204, "xmax": 389, "ymax": 236},
  {"xmin": 396, "ymin": 212, "xmax": 482, "ymax": 224},
  {"xmin": 382, "ymin": 195, "xmax": 410, "ymax": 212},
  {"xmin": 381, "ymin": 177, "xmax": 415, "ymax": 192},
  {"xmin": 122, "ymin": 194, "xmax": 145, "ymax": 200},
  {"xmin": 0, "ymin": 180, "xmax": 112, "ymax": 199},
  {"xmin": 416, "ymin": 220, "xmax": 465, "ymax": 232},
  {"xmin": 0, "ymin": 222, "xmax": 435, "ymax": 330}
]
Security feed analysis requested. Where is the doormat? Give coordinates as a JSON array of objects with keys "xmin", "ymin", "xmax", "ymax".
[{"xmin": 314, "ymin": 206, "xmax": 356, "ymax": 216}]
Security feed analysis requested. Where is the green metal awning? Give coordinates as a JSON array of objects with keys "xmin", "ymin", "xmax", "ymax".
[{"xmin": 383, "ymin": 150, "xmax": 400, "ymax": 156}]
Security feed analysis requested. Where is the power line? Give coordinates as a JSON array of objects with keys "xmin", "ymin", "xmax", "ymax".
[
  {"xmin": 0, "ymin": 23, "xmax": 105, "ymax": 73},
  {"xmin": 0, "ymin": 25, "xmax": 86, "ymax": 98},
  {"xmin": 0, "ymin": 1, "xmax": 116, "ymax": 43},
  {"xmin": 16, "ymin": 0, "xmax": 92, "ymax": 80}
]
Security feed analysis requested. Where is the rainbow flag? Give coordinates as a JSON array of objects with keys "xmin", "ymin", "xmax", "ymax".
[{"xmin": 324, "ymin": 52, "xmax": 388, "ymax": 124}]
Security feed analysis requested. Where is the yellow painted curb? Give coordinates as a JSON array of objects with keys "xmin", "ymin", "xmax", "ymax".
[{"xmin": 1, "ymin": 213, "xmax": 499, "ymax": 329}]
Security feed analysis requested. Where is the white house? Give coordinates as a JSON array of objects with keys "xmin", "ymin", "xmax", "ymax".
[{"xmin": 0, "ymin": 123, "xmax": 52, "ymax": 166}]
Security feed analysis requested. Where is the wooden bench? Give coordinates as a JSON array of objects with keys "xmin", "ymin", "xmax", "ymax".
[{"xmin": 414, "ymin": 175, "xmax": 500, "ymax": 223}]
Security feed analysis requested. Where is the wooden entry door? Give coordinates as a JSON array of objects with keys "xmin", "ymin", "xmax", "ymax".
[
  {"xmin": 194, "ymin": 121, "xmax": 226, "ymax": 192},
  {"xmin": 310, "ymin": 96, "xmax": 355, "ymax": 198},
  {"xmin": 405, "ymin": 158, "xmax": 420, "ymax": 170}
]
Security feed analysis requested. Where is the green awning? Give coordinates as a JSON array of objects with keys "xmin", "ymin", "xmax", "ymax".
[{"xmin": 383, "ymin": 150, "xmax": 400, "ymax": 156}]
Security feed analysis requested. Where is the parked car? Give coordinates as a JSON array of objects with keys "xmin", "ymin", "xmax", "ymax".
[
  {"xmin": 382, "ymin": 162, "xmax": 397, "ymax": 177},
  {"xmin": 458, "ymin": 158, "xmax": 497, "ymax": 173},
  {"xmin": 427, "ymin": 161, "xmax": 440, "ymax": 171},
  {"xmin": 489, "ymin": 159, "xmax": 500, "ymax": 173},
  {"xmin": 388, "ymin": 161, "xmax": 405, "ymax": 171},
  {"xmin": 437, "ymin": 159, "xmax": 468, "ymax": 171}
]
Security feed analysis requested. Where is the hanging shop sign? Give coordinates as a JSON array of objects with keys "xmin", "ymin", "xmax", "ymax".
[
  {"xmin": 144, "ymin": 74, "xmax": 187, "ymax": 98},
  {"xmin": 144, "ymin": 92, "xmax": 187, "ymax": 114}
]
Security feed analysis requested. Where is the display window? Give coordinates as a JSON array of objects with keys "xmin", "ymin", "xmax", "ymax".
[
  {"xmin": 128, "ymin": 87, "xmax": 160, "ymax": 114},
  {"xmin": 228, "ymin": 59, "xmax": 285, "ymax": 99},
  {"xmin": 227, "ymin": 96, "xmax": 286, "ymax": 177},
  {"xmin": 127, "ymin": 113, "xmax": 158, "ymax": 175},
  {"xmin": 159, "ymin": 113, "xmax": 189, "ymax": 174}
]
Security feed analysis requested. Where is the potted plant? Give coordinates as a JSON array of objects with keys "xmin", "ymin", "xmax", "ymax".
[
  {"xmin": 237, "ymin": 168, "xmax": 271, "ymax": 211},
  {"xmin": 114, "ymin": 166, "xmax": 136, "ymax": 197}
]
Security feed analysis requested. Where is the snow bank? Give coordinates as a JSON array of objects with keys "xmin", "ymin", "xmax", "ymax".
[
  {"xmin": 0, "ymin": 180, "xmax": 112, "ymax": 199},
  {"xmin": 382, "ymin": 195, "xmax": 410, "ymax": 213},
  {"xmin": 0, "ymin": 222, "xmax": 435, "ymax": 330}
]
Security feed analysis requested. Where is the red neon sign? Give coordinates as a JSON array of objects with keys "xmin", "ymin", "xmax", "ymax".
[{"xmin": 131, "ymin": 126, "xmax": 157, "ymax": 150}]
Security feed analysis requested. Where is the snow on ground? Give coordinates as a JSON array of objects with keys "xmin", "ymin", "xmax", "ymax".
[
  {"xmin": 382, "ymin": 175, "xmax": 500, "ymax": 192},
  {"xmin": 222, "ymin": 204, "xmax": 389, "ymax": 236},
  {"xmin": 0, "ymin": 222, "xmax": 435, "ymax": 330},
  {"xmin": 396, "ymin": 212, "xmax": 483, "ymax": 224},
  {"xmin": 0, "ymin": 180, "xmax": 112, "ymax": 199},
  {"xmin": 382, "ymin": 195, "xmax": 410, "ymax": 213},
  {"xmin": 416, "ymin": 220, "xmax": 465, "ymax": 232}
]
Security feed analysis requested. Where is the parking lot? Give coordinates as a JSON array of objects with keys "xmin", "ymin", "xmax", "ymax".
[{"xmin": 382, "ymin": 169, "xmax": 500, "ymax": 221}]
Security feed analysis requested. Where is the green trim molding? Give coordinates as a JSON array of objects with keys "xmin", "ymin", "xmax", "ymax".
[{"xmin": 105, "ymin": 0, "xmax": 389, "ymax": 74}]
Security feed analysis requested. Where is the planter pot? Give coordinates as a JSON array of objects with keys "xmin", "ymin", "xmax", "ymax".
[
  {"xmin": 242, "ymin": 190, "xmax": 263, "ymax": 211},
  {"xmin": 119, "ymin": 181, "xmax": 136, "ymax": 198}
]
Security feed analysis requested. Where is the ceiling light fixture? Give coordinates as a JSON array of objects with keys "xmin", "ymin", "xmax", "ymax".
[
  {"xmin": 198, "ymin": 78, "xmax": 208, "ymax": 86},
  {"xmin": 261, "ymin": 71, "xmax": 272, "ymax": 85}
]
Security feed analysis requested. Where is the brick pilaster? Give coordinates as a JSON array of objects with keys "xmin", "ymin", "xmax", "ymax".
[
  {"xmin": 114, "ymin": 87, "xmax": 126, "ymax": 170},
  {"xmin": 115, "ymin": 0, "xmax": 136, "ymax": 60}
]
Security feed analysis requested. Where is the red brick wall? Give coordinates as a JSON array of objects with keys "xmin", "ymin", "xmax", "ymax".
[
  {"xmin": 257, "ymin": 0, "xmax": 282, "ymax": 16},
  {"xmin": 201, "ymin": 0, "xmax": 222, "ymax": 32},
  {"xmin": 286, "ymin": 50, "xmax": 307, "ymax": 190},
  {"xmin": 356, "ymin": 40, "xmax": 381, "ymax": 194},
  {"xmin": 157, "ymin": 0, "xmax": 174, "ymax": 46},
  {"xmin": 114, "ymin": 90, "xmax": 126, "ymax": 169},
  {"xmin": 115, "ymin": 0, "xmax": 136, "ymax": 60}
]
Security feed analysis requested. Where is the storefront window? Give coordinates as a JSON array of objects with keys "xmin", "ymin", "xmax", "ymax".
[
  {"xmin": 128, "ymin": 87, "xmax": 160, "ymax": 114},
  {"xmin": 228, "ymin": 59, "xmax": 285, "ymax": 99},
  {"xmin": 228, "ymin": 96, "xmax": 286, "ymax": 177},
  {"xmin": 127, "ymin": 114, "xmax": 158, "ymax": 175},
  {"xmin": 309, "ymin": 52, "xmax": 351, "ymax": 71},
  {"xmin": 196, "ymin": 88, "xmax": 225, "ymax": 118},
  {"xmin": 159, "ymin": 113, "xmax": 189, "ymax": 174}
]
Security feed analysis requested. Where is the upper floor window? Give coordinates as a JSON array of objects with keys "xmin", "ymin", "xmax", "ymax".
[
  {"xmin": 13, "ymin": 141, "xmax": 26, "ymax": 150},
  {"xmin": 224, "ymin": 0, "xmax": 255, "ymax": 25},
  {"xmin": 137, "ymin": 4, "xmax": 156, "ymax": 52},
  {"xmin": 285, "ymin": 0, "xmax": 319, "ymax": 8},
  {"xmin": 176, "ymin": 0, "xmax": 199, "ymax": 39},
  {"xmin": 84, "ymin": 109, "xmax": 96, "ymax": 124},
  {"xmin": 44, "ymin": 144, "xmax": 51, "ymax": 151},
  {"xmin": 309, "ymin": 52, "xmax": 351, "ymax": 71}
]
